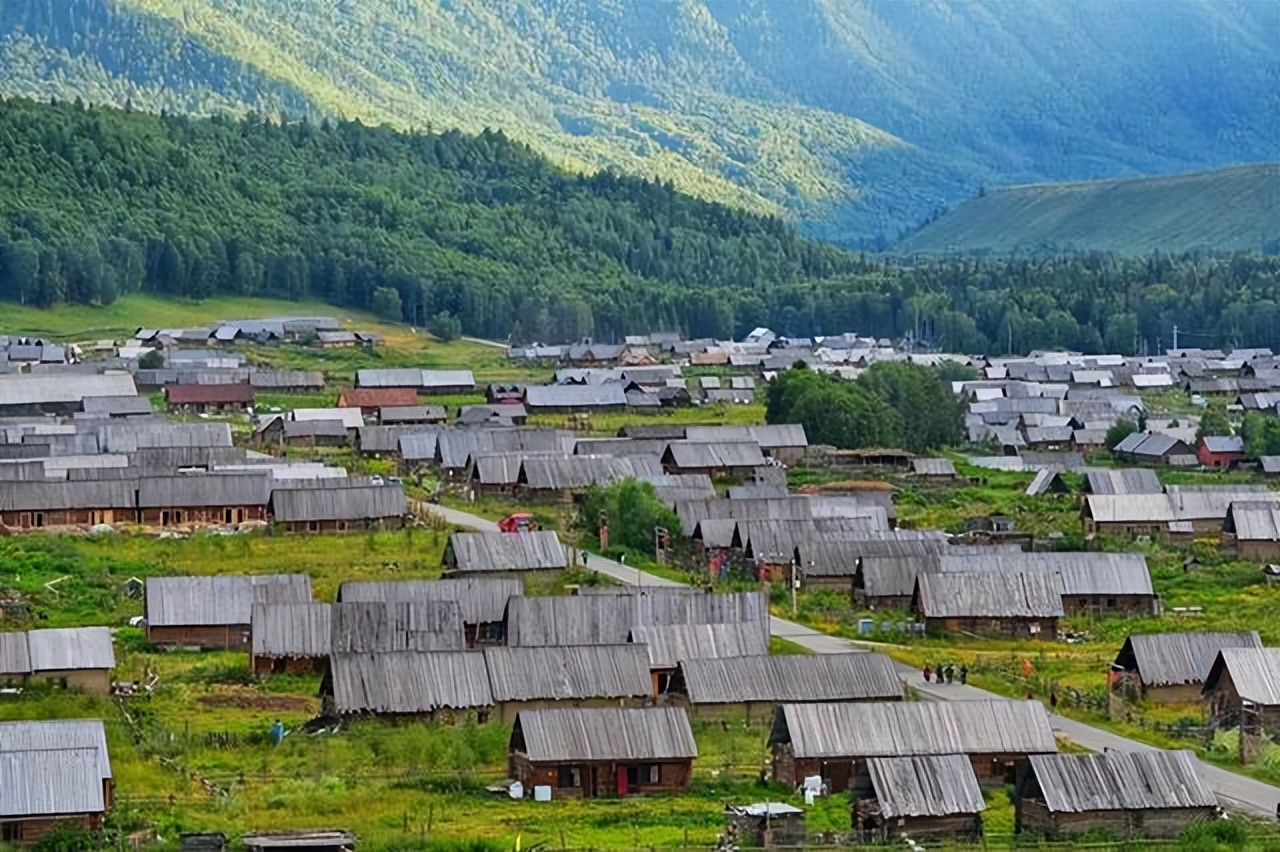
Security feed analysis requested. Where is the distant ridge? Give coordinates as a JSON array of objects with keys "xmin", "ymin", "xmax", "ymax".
[{"xmin": 896, "ymin": 164, "xmax": 1280, "ymax": 256}]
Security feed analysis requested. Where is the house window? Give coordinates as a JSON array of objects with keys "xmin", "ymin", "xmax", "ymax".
[
  {"xmin": 477, "ymin": 622, "xmax": 504, "ymax": 643},
  {"xmin": 625, "ymin": 765, "xmax": 661, "ymax": 788},
  {"xmin": 557, "ymin": 766, "xmax": 581, "ymax": 788},
  {"xmin": 308, "ymin": 521, "xmax": 320, "ymax": 532}
]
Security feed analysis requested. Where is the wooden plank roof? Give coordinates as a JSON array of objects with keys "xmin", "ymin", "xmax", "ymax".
[
  {"xmin": 513, "ymin": 706, "xmax": 696, "ymax": 763},
  {"xmin": 328, "ymin": 651, "xmax": 493, "ymax": 714},
  {"xmin": 627, "ymin": 623, "xmax": 769, "ymax": 669},
  {"xmin": 25, "ymin": 627, "xmax": 115, "ymax": 672},
  {"xmin": 676, "ymin": 653, "xmax": 903, "ymax": 704},
  {"xmin": 337, "ymin": 577, "xmax": 521, "ymax": 625},
  {"xmin": 867, "ymin": 755, "xmax": 985, "ymax": 818},
  {"xmin": 771, "ymin": 700, "xmax": 1057, "ymax": 759},
  {"xmin": 1115, "ymin": 631, "xmax": 1262, "ymax": 687},
  {"xmin": 506, "ymin": 590, "xmax": 768, "ymax": 647},
  {"xmin": 915, "ymin": 571, "xmax": 1064, "ymax": 619},
  {"xmin": 329, "ymin": 601, "xmax": 464, "ymax": 653},
  {"xmin": 443, "ymin": 530, "xmax": 567, "ymax": 573},
  {"xmin": 269, "ymin": 484, "xmax": 407, "ymax": 522},
  {"xmin": 146, "ymin": 574, "xmax": 312, "ymax": 627},
  {"xmin": 0, "ymin": 748, "xmax": 104, "ymax": 817},
  {"xmin": 1202, "ymin": 647, "xmax": 1280, "ymax": 706},
  {"xmin": 484, "ymin": 645, "xmax": 652, "ymax": 702},
  {"xmin": 250, "ymin": 603, "xmax": 333, "ymax": 658},
  {"xmin": 1026, "ymin": 750, "xmax": 1216, "ymax": 812}
]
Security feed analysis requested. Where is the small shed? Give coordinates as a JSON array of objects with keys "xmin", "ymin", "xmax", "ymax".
[
  {"xmin": 508, "ymin": 706, "xmax": 696, "ymax": 798},
  {"xmin": 1223, "ymin": 501, "xmax": 1280, "ymax": 560},
  {"xmin": 1110, "ymin": 631, "xmax": 1262, "ymax": 704},
  {"xmin": 1202, "ymin": 647, "xmax": 1280, "ymax": 738},
  {"xmin": 724, "ymin": 803, "xmax": 806, "ymax": 848},
  {"xmin": 852, "ymin": 755, "xmax": 985, "ymax": 843},
  {"xmin": 1197, "ymin": 435, "xmax": 1244, "ymax": 469},
  {"xmin": 442, "ymin": 530, "xmax": 567, "ymax": 579},
  {"xmin": 241, "ymin": 832, "xmax": 356, "ymax": 852},
  {"xmin": 1015, "ymin": 750, "xmax": 1217, "ymax": 839},
  {"xmin": 24, "ymin": 627, "xmax": 116, "ymax": 695},
  {"xmin": 911, "ymin": 458, "xmax": 956, "ymax": 479}
]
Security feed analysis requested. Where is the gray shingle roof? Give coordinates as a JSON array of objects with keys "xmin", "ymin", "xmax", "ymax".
[
  {"xmin": 0, "ymin": 480, "xmax": 137, "ymax": 511},
  {"xmin": 1224, "ymin": 501, "xmax": 1280, "ymax": 541},
  {"xmin": 663, "ymin": 441, "xmax": 766, "ymax": 470},
  {"xmin": 683, "ymin": 424, "xmax": 807, "ymax": 448},
  {"xmin": 506, "ymin": 590, "xmax": 769, "ymax": 647},
  {"xmin": 0, "ymin": 719, "xmax": 112, "ymax": 782},
  {"xmin": 772, "ymin": 700, "xmax": 1057, "ymax": 758},
  {"xmin": 867, "ymin": 755, "xmax": 986, "ymax": 818},
  {"xmin": 935, "ymin": 552, "xmax": 1153, "ymax": 597},
  {"xmin": 1026, "ymin": 750, "xmax": 1216, "ymax": 812},
  {"xmin": 1116, "ymin": 631, "xmax": 1262, "ymax": 686},
  {"xmin": 337, "ymin": 577, "xmax": 521, "ymax": 625},
  {"xmin": 1085, "ymin": 468, "xmax": 1163, "ymax": 495},
  {"xmin": 100, "ymin": 421, "xmax": 233, "ymax": 452},
  {"xmin": 514, "ymin": 706, "xmax": 696, "ymax": 763},
  {"xmin": 0, "ymin": 632, "xmax": 32, "ymax": 675},
  {"xmin": 519, "ymin": 454, "xmax": 663, "ymax": 490},
  {"xmin": 1202, "ymin": 647, "xmax": 1280, "ymax": 706},
  {"xmin": 0, "ymin": 373, "xmax": 137, "ymax": 407},
  {"xmin": 146, "ymin": 574, "xmax": 312, "ymax": 627},
  {"xmin": 628, "ymin": 623, "xmax": 769, "ymax": 668},
  {"xmin": 444, "ymin": 531, "xmax": 566, "ymax": 574},
  {"xmin": 270, "ymin": 484, "xmax": 408, "ymax": 522},
  {"xmin": 484, "ymin": 645, "xmax": 652, "ymax": 702},
  {"xmin": 328, "ymin": 651, "xmax": 493, "ymax": 714},
  {"xmin": 524, "ymin": 383, "xmax": 627, "ymax": 409},
  {"xmin": 137, "ymin": 473, "xmax": 271, "ymax": 508},
  {"xmin": 250, "ymin": 603, "xmax": 333, "ymax": 658},
  {"xmin": 675, "ymin": 653, "xmax": 903, "ymax": 704}
]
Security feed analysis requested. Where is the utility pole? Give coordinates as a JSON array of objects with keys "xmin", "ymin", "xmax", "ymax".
[{"xmin": 1172, "ymin": 324, "xmax": 1178, "ymax": 352}]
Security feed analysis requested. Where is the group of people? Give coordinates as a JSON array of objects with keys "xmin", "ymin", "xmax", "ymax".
[{"xmin": 922, "ymin": 662, "xmax": 967, "ymax": 685}]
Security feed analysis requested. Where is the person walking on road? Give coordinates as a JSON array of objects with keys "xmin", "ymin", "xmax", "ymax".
[
  {"xmin": 1050, "ymin": 690, "xmax": 1059, "ymax": 712},
  {"xmin": 959, "ymin": 664, "xmax": 968, "ymax": 685},
  {"xmin": 923, "ymin": 664, "xmax": 933, "ymax": 684}
]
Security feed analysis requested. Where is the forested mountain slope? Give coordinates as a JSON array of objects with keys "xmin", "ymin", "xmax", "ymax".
[
  {"xmin": 899, "ymin": 165, "xmax": 1280, "ymax": 256},
  {"xmin": 1, "ymin": 98, "xmax": 1278, "ymax": 353},
  {"xmin": 0, "ymin": 0, "xmax": 1274, "ymax": 245}
]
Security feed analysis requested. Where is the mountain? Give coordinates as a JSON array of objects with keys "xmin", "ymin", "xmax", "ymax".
[
  {"xmin": 897, "ymin": 165, "xmax": 1280, "ymax": 256},
  {"xmin": 0, "ymin": 0, "xmax": 1275, "ymax": 246}
]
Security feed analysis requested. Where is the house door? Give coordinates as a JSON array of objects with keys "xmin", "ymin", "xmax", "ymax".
[
  {"xmin": 588, "ymin": 766, "xmax": 599, "ymax": 799},
  {"xmin": 616, "ymin": 765, "xmax": 628, "ymax": 796}
]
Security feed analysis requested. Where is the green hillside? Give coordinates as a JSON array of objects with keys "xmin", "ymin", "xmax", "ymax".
[
  {"xmin": 897, "ymin": 165, "xmax": 1280, "ymax": 256},
  {"xmin": 0, "ymin": 0, "xmax": 1275, "ymax": 245}
]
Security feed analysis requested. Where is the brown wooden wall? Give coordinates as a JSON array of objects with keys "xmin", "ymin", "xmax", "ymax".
[
  {"xmin": 508, "ymin": 752, "xmax": 692, "ymax": 798},
  {"xmin": 252, "ymin": 655, "xmax": 326, "ymax": 677},
  {"xmin": 279, "ymin": 517, "xmax": 405, "ymax": 534},
  {"xmin": 1061, "ymin": 594, "xmax": 1157, "ymax": 618},
  {"xmin": 924, "ymin": 616, "xmax": 1059, "ymax": 640},
  {"xmin": 1016, "ymin": 798, "xmax": 1215, "ymax": 840},
  {"xmin": 0, "ymin": 508, "xmax": 127, "ymax": 529},
  {"xmin": 149, "ymin": 623, "xmax": 249, "ymax": 650},
  {"xmin": 139, "ymin": 505, "xmax": 267, "ymax": 526},
  {"xmin": 1, "ymin": 813, "xmax": 101, "ymax": 843},
  {"xmin": 496, "ymin": 696, "xmax": 644, "ymax": 725},
  {"xmin": 30, "ymin": 668, "xmax": 111, "ymax": 696}
]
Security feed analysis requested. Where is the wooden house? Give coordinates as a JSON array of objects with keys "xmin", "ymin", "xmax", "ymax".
[
  {"xmin": 0, "ymin": 480, "xmax": 136, "ymax": 529},
  {"xmin": 1223, "ymin": 501, "xmax": 1280, "ymax": 560},
  {"xmin": 1110, "ymin": 631, "xmax": 1262, "ymax": 704},
  {"xmin": 0, "ymin": 719, "xmax": 113, "ymax": 842},
  {"xmin": 378, "ymin": 405, "xmax": 447, "ymax": 426},
  {"xmin": 666, "ymin": 653, "xmax": 903, "ymax": 723},
  {"xmin": 770, "ymin": 700, "xmax": 1056, "ymax": 792},
  {"xmin": 322, "ymin": 650, "xmax": 494, "ymax": 722},
  {"xmin": 249, "ymin": 603, "xmax": 333, "ymax": 676},
  {"xmin": 1110, "ymin": 432, "xmax": 1195, "ymax": 466},
  {"xmin": 851, "ymin": 755, "xmax": 985, "ymax": 844},
  {"xmin": 337, "ymin": 576, "xmax": 521, "ymax": 648},
  {"xmin": 517, "ymin": 454, "xmax": 662, "ymax": 499},
  {"xmin": 1196, "ymin": 435, "xmax": 1244, "ymax": 469},
  {"xmin": 1202, "ymin": 647, "xmax": 1280, "ymax": 738},
  {"xmin": 508, "ymin": 706, "xmax": 696, "ymax": 798},
  {"xmin": 523, "ymin": 383, "xmax": 627, "ymax": 414},
  {"xmin": 441, "ymin": 530, "xmax": 567, "ymax": 580},
  {"xmin": 483, "ymin": 644, "xmax": 653, "ymax": 724},
  {"xmin": 1083, "ymin": 468, "xmax": 1162, "ymax": 496},
  {"xmin": 137, "ymin": 474, "xmax": 270, "ymax": 526},
  {"xmin": 145, "ymin": 574, "xmax": 312, "ymax": 650},
  {"xmin": 931, "ymin": 552, "xmax": 1157, "ymax": 618},
  {"xmin": 337, "ymin": 387, "xmax": 418, "ymax": 416},
  {"xmin": 269, "ymin": 484, "xmax": 408, "ymax": 533},
  {"xmin": 163, "ymin": 383, "xmax": 255, "ymax": 413},
  {"xmin": 0, "ymin": 373, "xmax": 137, "ymax": 417},
  {"xmin": 683, "ymin": 425, "xmax": 809, "ymax": 466},
  {"xmin": 0, "ymin": 627, "xmax": 116, "ymax": 696},
  {"xmin": 660, "ymin": 441, "xmax": 767, "ymax": 477},
  {"xmin": 1015, "ymin": 750, "xmax": 1217, "ymax": 840},
  {"xmin": 913, "ymin": 571, "xmax": 1063, "ymax": 639}
]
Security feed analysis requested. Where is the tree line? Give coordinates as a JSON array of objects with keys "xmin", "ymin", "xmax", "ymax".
[{"xmin": 0, "ymin": 97, "xmax": 1277, "ymax": 353}]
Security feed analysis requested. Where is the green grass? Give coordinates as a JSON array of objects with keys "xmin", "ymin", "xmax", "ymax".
[{"xmin": 527, "ymin": 402, "xmax": 765, "ymax": 436}]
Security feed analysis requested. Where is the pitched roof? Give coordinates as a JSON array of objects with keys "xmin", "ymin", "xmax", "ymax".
[
  {"xmin": 1224, "ymin": 501, "xmax": 1280, "ymax": 541},
  {"xmin": 443, "ymin": 530, "xmax": 566, "ymax": 573},
  {"xmin": 337, "ymin": 388, "xmax": 418, "ymax": 409},
  {"xmin": 484, "ymin": 644, "xmax": 651, "ymax": 702},
  {"xmin": 663, "ymin": 441, "xmax": 767, "ymax": 470},
  {"xmin": 867, "ymin": 755, "xmax": 986, "ymax": 818},
  {"xmin": 1202, "ymin": 647, "xmax": 1280, "ymax": 705},
  {"xmin": 1201, "ymin": 435, "xmax": 1244, "ymax": 454},
  {"xmin": 683, "ymin": 424, "xmax": 807, "ymax": 448},
  {"xmin": 0, "ymin": 719, "xmax": 112, "ymax": 781},
  {"xmin": 0, "ymin": 373, "xmax": 137, "ymax": 407},
  {"xmin": 329, "ymin": 601, "xmax": 464, "ymax": 653},
  {"xmin": 915, "ymin": 571, "xmax": 1064, "ymax": 618},
  {"xmin": 506, "ymin": 590, "xmax": 769, "ymax": 647},
  {"xmin": 771, "ymin": 700, "xmax": 1057, "ymax": 758},
  {"xmin": 328, "ymin": 651, "xmax": 493, "ymax": 714},
  {"xmin": 164, "ymin": 383, "xmax": 255, "ymax": 405},
  {"xmin": 1085, "ymin": 468, "xmax": 1163, "ymax": 495},
  {"xmin": 912, "ymin": 458, "xmax": 956, "ymax": 477},
  {"xmin": 0, "ymin": 632, "xmax": 32, "ymax": 675},
  {"xmin": 935, "ymin": 552, "xmax": 1153, "ymax": 597},
  {"xmin": 270, "ymin": 484, "xmax": 408, "ymax": 522},
  {"xmin": 1026, "ymin": 751, "xmax": 1216, "ymax": 812},
  {"xmin": 524, "ymin": 383, "xmax": 627, "ymax": 409},
  {"xmin": 513, "ymin": 706, "xmax": 696, "ymax": 763},
  {"xmin": 0, "ymin": 480, "xmax": 137, "ymax": 511},
  {"xmin": 26, "ymin": 627, "xmax": 115, "ymax": 672},
  {"xmin": 337, "ymin": 577, "xmax": 521, "ymax": 625},
  {"xmin": 519, "ymin": 454, "xmax": 662, "ymax": 490},
  {"xmin": 146, "ymin": 574, "xmax": 312, "ymax": 627},
  {"xmin": 675, "ymin": 653, "xmax": 903, "ymax": 704},
  {"xmin": 1115, "ymin": 631, "xmax": 1262, "ymax": 686},
  {"xmin": 250, "ymin": 603, "xmax": 333, "ymax": 658},
  {"xmin": 628, "ymin": 623, "xmax": 770, "ymax": 668},
  {"xmin": 0, "ymin": 748, "xmax": 105, "ymax": 817},
  {"xmin": 290, "ymin": 407, "xmax": 364, "ymax": 429}
]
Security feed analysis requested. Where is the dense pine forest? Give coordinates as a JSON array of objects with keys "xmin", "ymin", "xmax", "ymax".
[{"xmin": 0, "ymin": 98, "xmax": 1277, "ymax": 352}]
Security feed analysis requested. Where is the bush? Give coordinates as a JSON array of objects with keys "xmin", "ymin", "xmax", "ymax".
[
  {"xmin": 1178, "ymin": 818, "xmax": 1249, "ymax": 852},
  {"xmin": 427, "ymin": 310, "xmax": 462, "ymax": 341},
  {"xmin": 34, "ymin": 825, "xmax": 99, "ymax": 852}
]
